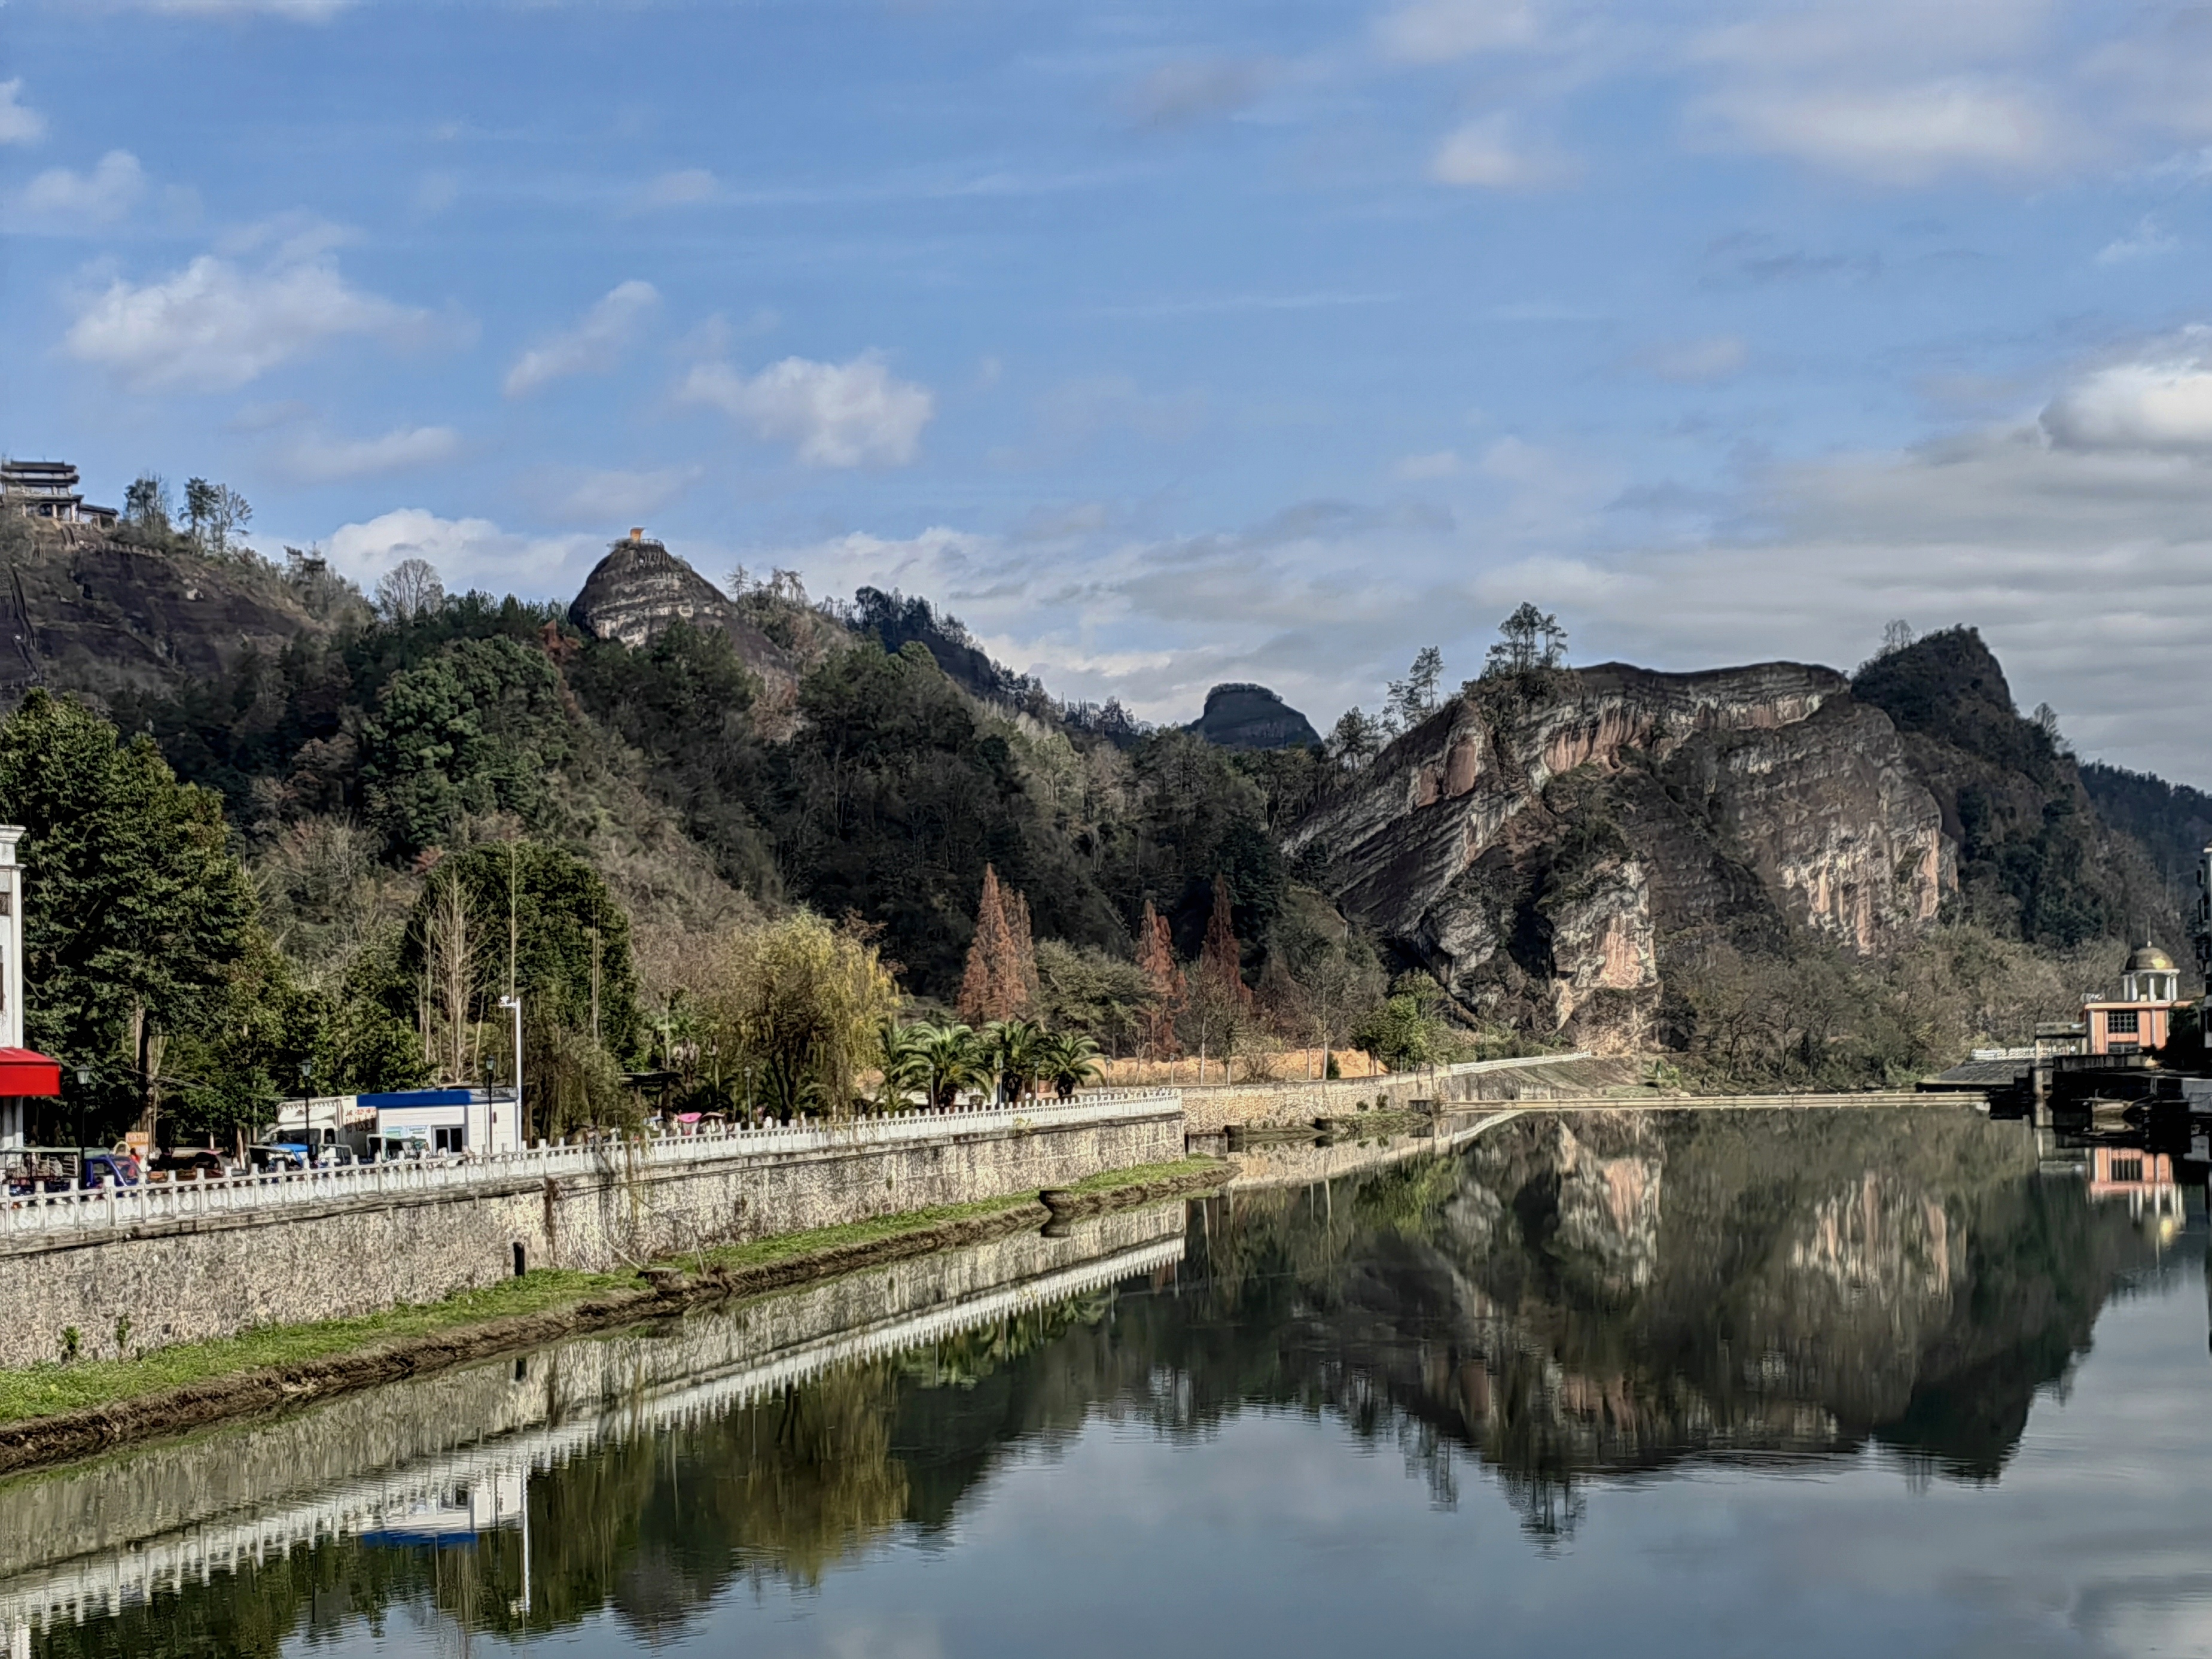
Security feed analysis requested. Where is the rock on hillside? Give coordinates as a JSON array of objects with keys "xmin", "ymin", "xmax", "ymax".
[
  {"xmin": 0, "ymin": 522, "xmax": 329, "ymax": 703},
  {"xmin": 1286, "ymin": 662, "xmax": 1953, "ymax": 1044},
  {"xmin": 1853, "ymin": 627, "xmax": 2177, "ymax": 951},
  {"xmin": 1187, "ymin": 683, "xmax": 1321, "ymax": 750},
  {"xmin": 569, "ymin": 532, "xmax": 796, "ymax": 694}
]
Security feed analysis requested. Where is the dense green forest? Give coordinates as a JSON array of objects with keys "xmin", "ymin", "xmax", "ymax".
[{"xmin": 0, "ymin": 560, "xmax": 1398, "ymax": 1149}]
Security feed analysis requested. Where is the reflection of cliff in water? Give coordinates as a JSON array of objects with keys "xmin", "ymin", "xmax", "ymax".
[
  {"xmin": 13, "ymin": 1109, "xmax": 2171, "ymax": 1655},
  {"xmin": 1139, "ymin": 1107, "xmax": 2165, "ymax": 1530}
]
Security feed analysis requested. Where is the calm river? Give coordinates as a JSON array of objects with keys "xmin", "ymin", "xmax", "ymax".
[{"xmin": 5, "ymin": 1106, "xmax": 2207, "ymax": 1658}]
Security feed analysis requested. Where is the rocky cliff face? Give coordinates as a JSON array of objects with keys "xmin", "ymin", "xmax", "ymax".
[
  {"xmin": 0, "ymin": 522, "xmax": 331, "ymax": 702},
  {"xmin": 569, "ymin": 534, "xmax": 796, "ymax": 695},
  {"xmin": 1287, "ymin": 663, "xmax": 1953, "ymax": 1041}
]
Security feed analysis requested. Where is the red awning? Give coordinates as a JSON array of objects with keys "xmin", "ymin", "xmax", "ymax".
[{"xmin": 0, "ymin": 1048, "xmax": 61, "ymax": 1097}]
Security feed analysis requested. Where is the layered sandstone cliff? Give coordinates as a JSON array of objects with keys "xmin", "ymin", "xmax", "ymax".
[
  {"xmin": 569, "ymin": 533, "xmax": 796, "ymax": 695},
  {"xmin": 1286, "ymin": 663, "xmax": 1955, "ymax": 1040}
]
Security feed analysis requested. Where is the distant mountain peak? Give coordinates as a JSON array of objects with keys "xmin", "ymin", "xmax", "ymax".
[{"xmin": 1189, "ymin": 682, "xmax": 1320, "ymax": 750}]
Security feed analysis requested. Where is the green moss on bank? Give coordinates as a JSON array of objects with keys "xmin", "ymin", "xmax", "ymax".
[{"xmin": 0, "ymin": 1268, "xmax": 638, "ymax": 1427}]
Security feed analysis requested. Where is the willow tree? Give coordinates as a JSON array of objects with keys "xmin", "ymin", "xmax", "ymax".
[{"xmin": 714, "ymin": 912, "xmax": 898, "ymax": 1119}]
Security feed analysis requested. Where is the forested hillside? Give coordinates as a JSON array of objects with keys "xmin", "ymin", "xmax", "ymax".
[{"xmin": 8, "ymin": 513, "xmax": 2211, "ymax": 1139}]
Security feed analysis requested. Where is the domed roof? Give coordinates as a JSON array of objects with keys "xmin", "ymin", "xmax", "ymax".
[{"xmin": 2127, "ymin": 943, "xmax": 2176, "ymax": 973}]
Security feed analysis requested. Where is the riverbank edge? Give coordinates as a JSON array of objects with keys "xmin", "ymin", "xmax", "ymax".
[{"xmin": 0, "ymin": 1156, "xmax": 1232, "ymax": 1478}]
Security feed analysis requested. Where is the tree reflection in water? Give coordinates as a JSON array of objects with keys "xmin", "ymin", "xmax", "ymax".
[{"xmin": 26, "ymin": 1107, "xmax": 2172, "ymax": 1656}]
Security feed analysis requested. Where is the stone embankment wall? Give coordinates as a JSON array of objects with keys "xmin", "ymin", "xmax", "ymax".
[
  {"xmin": 0, "ymin": 1201, "xmax": 1188, "ymax": 1613},
  {"xmin": 1182, "ymin": 1053, "xmax": 1638, "ymax": 1133},
  {"xmin": 0, "ymin": 1098, "xmax": 1182, "ymax": 1373}
]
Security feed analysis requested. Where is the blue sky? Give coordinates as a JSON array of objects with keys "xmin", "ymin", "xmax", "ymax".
[{"xmin": 7, "ymin": 0, "xmax": 2212, "ymax": 779}]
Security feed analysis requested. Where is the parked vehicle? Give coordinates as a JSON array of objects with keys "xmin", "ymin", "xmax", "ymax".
[
  {"xmin": 149, "ymin": 1149, "xmax": 228, "ymax": 1182},
  {"xmin": 248, "ymin": 1143, "xmax": 312, "ymax": 1173},
  {"xmin": 1, "ymin": 1147, "xmax": 140, "ymax": 1193}
]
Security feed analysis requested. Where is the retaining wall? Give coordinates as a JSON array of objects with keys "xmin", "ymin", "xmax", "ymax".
[
  {"xmin": 0, "ymin": 1095, "xmax": 1183, "ymax": 1372},
  {"xmin": 1179, "ymin": 1052, "xmax": 1636, "ymax": 1132}
]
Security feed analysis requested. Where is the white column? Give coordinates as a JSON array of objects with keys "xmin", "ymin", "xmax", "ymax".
[{"xmin": 0, "ymin": 826, "xmax": 23, "ymax": 1150}]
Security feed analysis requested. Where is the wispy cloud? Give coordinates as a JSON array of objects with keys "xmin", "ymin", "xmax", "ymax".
[
  {"xmin": 11, "ymin": 150, "xmax": 146, "ymax": 230},
  {"xmin": 1635, "ymin": 334, "xmax": 1749, "ymax": 383},
  {"xmin": 503, "ymin": 280, "xmax": 659, "ymax": 397},
  {"xmin": 629, "ymin": 168, "xmax": 718, "ymax": 212},
  {"xmin": 1123, "ymin": 57, "xmax": 1276, "ymax": 128},
  {"xmin": 681, "ymin": 351, "xmax": 935, "ymax": 467},
  {"xmin": 1430, "ymin": 115, "xmax": 1576, "ymax": 188},
  {"xmin": 0, "ymin": 80, "xmax": 45, "ymax": 146},
  {"xmin": 284, "ymin": 424, "xmax": 462, "ymax": 481},
  {"xmin": 2098, "ymin": 216, "xmax": 2175, "ymax": 265}
]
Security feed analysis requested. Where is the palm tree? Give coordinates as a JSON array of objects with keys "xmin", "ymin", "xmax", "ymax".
[
  {"xmin": 873, "ymin": 1021, "xmax": 931, "ymax": 1112},
  {"xmin": 914, "ymin": 1022, "xmax": 986, "ymax": 1109},
  {"xmin": 980, "ymin": 1019, "xmax": 1044, "ymax": 1103},
  {"xmin": 1039, "ymin": 1031, "xmax": 1104, "ymax": 1100}
]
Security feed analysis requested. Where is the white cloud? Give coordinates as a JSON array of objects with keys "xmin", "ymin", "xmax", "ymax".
[
  {"xmin": 64, "ymin": 251, "xmax": 421, "ymax": 392},
  {"xmin": 681, "ymin": 351, "xmax": 934, "ymax": 467},
  {"xmin": 2098, "ymin": 216, "xmax": 2174, "ymax": 264},
  {"xmin": 502, "ymin": 280, "xmax": 659, "ymax": 397},
  {"xmin": 1393, "ymin": 450, "xmax": 1463, "ymax": 480},
  {"xmin": 1637, "ymin": 334, "xmax": 1748, "ymax": 383},
  {"xmin": 0, "ymin": 81, "xmax": 45, "ymax": 146},
  {"xmin": 2042, "ymin": 341, "xmax": 2212, "ymax": 453},
  {"xmin": 324, "ymin": 508, "xmax": 599, "ymax": 595},
  {"xmin": 1430, "ymin": 115, "xmax": 1574, "ymax": 188},
  {"xmin": 285, "ymin": 425, "xmax": 462, "ymax": 482},
  {"xmin": 632, "ymin": 168, "xmax": 718, "ymax": 211},
  {"xmin": 1693, "ymin": 77, "xmax": 2058, "ymax": 182},
  {"xmin": 1376, "ymin": 0, "xmax": 1544, "ymax": 63},
  {"xmin": 13, "ymin": 150, "xmax": 146, "ymax": 229}
]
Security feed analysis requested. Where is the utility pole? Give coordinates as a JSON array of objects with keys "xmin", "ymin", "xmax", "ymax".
[
  {"xmin": 587, "ymin": 926, "xmax": 601, "ymax": 1046},
  {"xmin": 498, "ymin": 994, "xmax": 523, "ymax": 1150}
]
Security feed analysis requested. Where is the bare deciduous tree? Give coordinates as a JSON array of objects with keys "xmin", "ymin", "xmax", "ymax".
[{"xmin": 375, "ymin": 557, "xmax": 445, "ymax": 623}]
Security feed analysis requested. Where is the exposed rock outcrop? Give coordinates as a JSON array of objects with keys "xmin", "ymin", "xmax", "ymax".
[
  {"xmin": 1287, "ymin": 663, "xmax": 1954, "ymax": 1041},
  {"xmin": 1187, "ymin": 683, "xmax": 1321, "ymax": 750},
  {"xmin": 0, "ymin": 522, "xmax": 331, "ymax": 703},
  {"xmin": 568, "ymin": 532, "xmax": 795, "ymax": 695}
]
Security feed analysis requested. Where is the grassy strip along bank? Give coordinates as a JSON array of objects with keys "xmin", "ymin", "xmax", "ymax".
[{"xmin": 0, "ymin": 1156, "xmax": 1230, "ymax": 1477}]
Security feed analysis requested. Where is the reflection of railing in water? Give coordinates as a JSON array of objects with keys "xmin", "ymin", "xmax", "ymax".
[
  {"xmin": 1226, "ymin": 1109, "xmax": 1529, "ymax": 1193},
  {"xmin": 0, "ymin": 1209, "xmax": 1188, "ymax": 1634}
]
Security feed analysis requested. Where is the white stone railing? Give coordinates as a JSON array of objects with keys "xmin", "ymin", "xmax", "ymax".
[{"xmin": 0, "ymin": 1091, "xmax": 1182, "ymax": 1243}]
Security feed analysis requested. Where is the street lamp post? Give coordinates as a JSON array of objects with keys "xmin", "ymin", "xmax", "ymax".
[{"xmin": 498, "ymin": 994, "xmax": 523, "ymax": 1150}]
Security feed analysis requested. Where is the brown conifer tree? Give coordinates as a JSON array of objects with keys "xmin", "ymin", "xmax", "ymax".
[
  {"xmin": 1006, "ymin": 888, "xmax": 1040, "ymax": 1015},
  {"xmin": 1199, "ymin": 873, "xmax": 1252, "ymax": 1010},
  {"xmin": 958, "ymin": 864, "xmax": 1035, "ymax": 1022},
  {"xmin": 1135, "ymin": 898, "xmax": 1184, "ymax": 1059}
]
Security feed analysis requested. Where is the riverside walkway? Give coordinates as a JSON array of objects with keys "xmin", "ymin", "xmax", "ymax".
[{"xmin": 0, "ymin": 1090, "xmax": 1182, "ymax": 1243}]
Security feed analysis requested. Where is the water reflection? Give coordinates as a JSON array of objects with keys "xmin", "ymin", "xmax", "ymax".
[{"xmin": 4, "ymin": 1107, "xmax": 2189, "ymax": 1657}]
